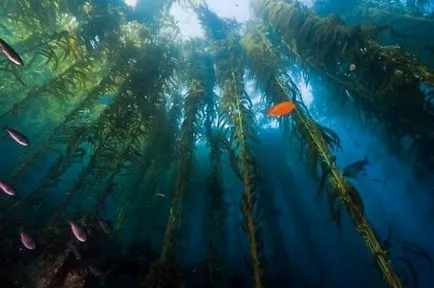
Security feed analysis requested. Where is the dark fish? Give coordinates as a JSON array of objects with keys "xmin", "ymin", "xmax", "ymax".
[
  {"xmin": 343, "ymin": 156, "xmax": 369, "ymax": 178},
  {"xmin": 97, "ymin": 219, "xmax": 111, "ymax": 234},
  {"xmin": 88, "ymin": 265, "xmax": 103, "ymax": 277},
  {"xmin": 0, "ymin": 38, "xmax": 24, "ymax": 66},
  {"xmin": 3, "ymin": 125, "xmax": 29, "ymax": 146}
]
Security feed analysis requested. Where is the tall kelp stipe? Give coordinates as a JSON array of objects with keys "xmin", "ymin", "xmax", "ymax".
[
  {"xmin": 195, "ymin": 4, "xmax": 269, "ymax": 287},
  {"xmin": 201, "ymin": 115, "xmax": 229, "ymax": 287},
  {"xmin": 185, "ymin": 39, "xmax": 230, "ymax": 287},
  {"xmin": 145, "ymin": 38, "xmax": 212, "ymax": 287}
]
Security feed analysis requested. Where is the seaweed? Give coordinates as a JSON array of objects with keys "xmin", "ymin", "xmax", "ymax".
[
  {"xmin": 253, "ymin": 0, "xmax": 434, "ymax": 174},
  {"xmin": 242, "ymin": 18, "xmax": 403, "ymax": 288}
]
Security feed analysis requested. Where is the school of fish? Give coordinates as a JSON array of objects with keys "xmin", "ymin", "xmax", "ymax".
[{"xmin": 0, "ymin": 38, "xmax": 112, "ymax": 277}]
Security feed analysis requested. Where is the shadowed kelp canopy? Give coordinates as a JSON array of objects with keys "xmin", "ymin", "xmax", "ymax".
[
  {"xmin": 0, "ymin": 0, "xmax": 433, "ymax": 287},
  {"xmin": 253, "ymin": 0, "xmax": 434, "ymax": 174}
]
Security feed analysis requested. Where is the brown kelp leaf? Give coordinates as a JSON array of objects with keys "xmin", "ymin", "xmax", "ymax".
[
  {"xmin": 316, "ymin": 166, "xmax": 331, "ymax": 200},
  {"xmin": 327, "ymin": 187, "xmax": 342, "ymax": 228},
  {"xmin": 402, "ymin": 242, "xmax": 433, "ymax": 267},
  {"xmin": 393, "ymin": 257, "xmax": 418, "ymax": 287},
  {"xmin": 347, "ymin": 184, "xmax": 364, "ymax": 215}
]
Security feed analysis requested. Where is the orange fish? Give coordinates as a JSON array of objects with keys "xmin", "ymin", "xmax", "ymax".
[
  {"xmin": 267, "ymin": 101, "xmax": 295, "ymax": 117},
  {"xmin": 266, "ymin": 101, "xmax": 296, "ymax": 117}
]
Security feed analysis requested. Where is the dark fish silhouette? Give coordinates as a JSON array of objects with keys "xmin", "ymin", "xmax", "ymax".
[
  {"xmin": 0, "ymin": 38, "xmax": 24, "ymax": 66},
  {"xmin": 343, "ymin": 156, "xmax": 369, "ymax": 178},
  {"xmin": 97, "ymin": 219, "xmax": 111, "ymax": 234}
]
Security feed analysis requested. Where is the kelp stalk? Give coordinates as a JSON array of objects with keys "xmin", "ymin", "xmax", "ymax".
[
  {"xmin": 232, "ymin": 72, "xmax": 263, "ymax": 288},
  {"xmin": 276, "ymin": 78, "xmax": 402, "ymax": 288}
]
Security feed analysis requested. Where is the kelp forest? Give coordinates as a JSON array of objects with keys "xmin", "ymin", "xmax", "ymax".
[{"xmin": 0, "ymin": 0, "xmax": 433, "ymax": 287}]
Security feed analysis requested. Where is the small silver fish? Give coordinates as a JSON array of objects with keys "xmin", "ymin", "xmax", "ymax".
[
  {"xmin": 0, "ymin": 180, "xmax": 15, "ymax": 196},
  {"xmin": 3, "ymin": 125, "xmax": 29, "ymax": 146},
  {"xmin": 20, "ymin": 231, "xmax": 36, "ymax": 250},
  {"xmin": 69, "ymin": 221, "xmax": 87, "ymax": 242},
  {"xmin": 0, "ymin": 38, "xmax": 24, "ymax": 66},
  {"xmin": 97, "ymin": 219, "xmax": 111, "ymax": 234},
  {"xmin": 88, "ymin": 265, "xmax": 103, "ymax": 277}
]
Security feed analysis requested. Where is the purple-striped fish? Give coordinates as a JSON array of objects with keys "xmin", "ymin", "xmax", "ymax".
[
  {"xmin": 0, "ymin": 180, "xmax": 15, "ymax": 196},
  {"xmin": 3, "ymin": 125, "xmax": 29, "ymax": 146},
  {"xmin": 69, "ymin": 221, "xmax": 87, "ymax": 242},
  {"xmin": 0, "ymin": 38, "xmax": 24, "ymax": 66},
  {"xmin": 20, "ymin": 231, "xmax": 36, "ymax": 250}
]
